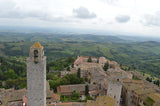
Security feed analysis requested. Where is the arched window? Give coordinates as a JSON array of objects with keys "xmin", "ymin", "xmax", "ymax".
[{"xmin": 34, "ymin": 50, "xmax": 38, "ymax": 58}]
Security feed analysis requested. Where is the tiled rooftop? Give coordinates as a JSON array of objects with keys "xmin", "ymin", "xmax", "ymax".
[
  {"xmin": 148, "ymin": 93, "xmax": 160, "ymax": 102},
  {"xmin": 122, "ymin": 78, "xmax": 144, "ymax": 84},
  {"xmin": 134, "ymin": 88, "xmax": 155, "ymax": 95},
  {"xmin": 31, "ymin": 41, "xmax": 43, "ymax": 48},
  {"xmin": 123, "ymin": 83, "xmax": 143, "ymax": 91},
  {"xmin": 86, "ymin": 96, "xmax": 115, "ymax": 106},
  {"xmin": 57, "ymin": 84, "xmax": 97, "ymax": 94}
]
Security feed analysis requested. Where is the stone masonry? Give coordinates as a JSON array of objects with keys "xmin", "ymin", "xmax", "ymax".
[
  {"xmin": 107, "ymin": 82, "xmax": 122, "ymax": 106},
  {"xmin": 27, "ymin": 42, "xmax": 46, "ymax": 106}
]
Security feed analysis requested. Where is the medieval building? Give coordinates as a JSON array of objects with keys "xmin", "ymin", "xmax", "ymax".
[{"xmin": 27, "ymin": 42, "xmax": 46, "ymax": 106}]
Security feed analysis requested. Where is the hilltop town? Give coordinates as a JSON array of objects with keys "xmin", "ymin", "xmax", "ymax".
[{"xmin": 1, "ymin": 43, "xmax": 160, "ymax": 106}]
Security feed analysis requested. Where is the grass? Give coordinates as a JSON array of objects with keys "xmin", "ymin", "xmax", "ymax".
[
  {"xmin": 132, "ymin": 75, "xmax": 141, "ymax": 80},
  {"xmin": 145, "ymin": 73, "xmax": 151, "ymax": 78},
  {"xmin": 146, "ymin": 97, "xmax": 155, "ymax": 106}
]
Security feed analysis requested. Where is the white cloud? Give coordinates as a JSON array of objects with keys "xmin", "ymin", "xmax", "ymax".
[
  {"xmin": 141, "ymin": 11, "xmax": 160, "ymax": 26},
  {"xmin": 100, "ymin": 0, "xmax": 119, "ymax": 5}
]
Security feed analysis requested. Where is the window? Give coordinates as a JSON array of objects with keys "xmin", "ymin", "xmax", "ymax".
[
  {"xmin": 143, "ymin": 102, "xmax": 146, "ymax": 105},
  {"xmin": 34, "ymin": 50, "xmax": 38, "ymax": 58}
]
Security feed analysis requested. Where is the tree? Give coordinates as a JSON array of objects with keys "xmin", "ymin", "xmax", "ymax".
[
  {"xmin": 150, "ymin": 78, "xmax": 152, "ymax": 82},
  {"xmin": 71, "ymin": 90, "xmax": 80, "ymax": 100},
  {"xmin": 146, "ymin": 77, "xmax": 152, "ymax": 82},
  {"xmin": 49, "ymin": 73, "xmax": 85, "ymax": 92},
  {"xmin": 77, "ymin": 68, "xmax": 81, "ymax": 78},
  {"xmin": 67, "ymin": 67, "xmax": 70, "ymax": 71},
  {"xmin": 87, "ymin": 56, "xmax": 92, "ymax": 62},
  {"xmin": 154, "ymin": 81, "xmax": 156, "ymax": 84},
  {"xmin": 6, "ymin": 69, "xmax": 18, "ymax": 79},
  {"xmin": 72, "ymin": 64, "xmax": 74, "ymax": 68},
  {"xmin": 103, "ymin": 62, "xmax": 109, "ymax": 71},
  {"xmin": 156, "ymin": 80, "xmax": 159, "ymax": 86},
  {"xmin": 0, "ymin": 80, "xmax": 2, "ymax": 88},
  {"xmin": 85, "ymin": 85, "xmax": 89, "ymax": 96},
  {"xmin": 67, "ymin": 57, "xmax": 75, "ymax": 63},
  {"xmin": 146, "ymin": 77, "xmax": 150, "ymax": 81},
  {"xmin": 97, "ymin": 58, "xmax": 99, "ymax": 63}
]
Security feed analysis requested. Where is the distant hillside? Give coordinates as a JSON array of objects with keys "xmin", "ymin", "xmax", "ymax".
[
  {"xmin": 0, "ymin": 32, "xmax": 124, "ymax": 43},
  {"xmin": 0, "ymin": 32, "xmax": 160, "ymax": 78},
  {"xmin": 119, "ymin": 35, "xmax": 160, "ymax": 42}
]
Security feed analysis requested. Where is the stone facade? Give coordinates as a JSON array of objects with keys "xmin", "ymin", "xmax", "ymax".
[
  {"xmin": 107, "ymin": 82, "xmax": 122, "ymax": 106},
  {"xmin": 121, "ymin": 83, "xmax": 143, "ymax": 106},
  {"xmin": 27, "ymin": 42, "xmax": 46, "ymax": 106}
]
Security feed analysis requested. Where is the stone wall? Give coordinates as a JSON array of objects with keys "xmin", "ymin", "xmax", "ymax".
[
  {"xmin": 27, "ymin": 56, "xmax": 46, "ymax": 106},
  {"xmin": 107, "ymin": 82, "xmax": 122, "ymax": 106}
]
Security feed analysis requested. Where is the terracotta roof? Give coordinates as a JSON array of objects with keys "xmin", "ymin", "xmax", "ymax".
[
  {"xmin": 31, "ymin": 41, "xmax": 43, "ymax": 48},
  {"xmin": 70, "ymin": 68, "xmax": 77, "ymax": 73},
  {"xmin": 123, "ymin": 83, "xmax": 143, "ymax": 91},
  {"xmin": 57, "ymin": 84, "xmax": 85, "ymax": 93},
  {"xmin": 57, "ymin": 84, "xmax": 97, "ymax": 94},
  {"xmin": 154, "ymin": 100, "xmax": 160, "ymax": 106},
  {"xmin": 53, "ymin": 93, "xmax": 60, "ymax": 101},
  {"xmin": 86, "ymin": 96, "xmax": 115, "ymax": 106},
  {"xmin": 140, "ymin": 93, "xmax": 160, "ymax": 105},
  {"xmin": 89, "ymin": 90, "xmax": 98, "ymax": 95},
  {"xmin": 74, "ymin": 56, "xmax": 98, "ymax": 65},
  {"xmin": 122, "ymin": 78, "xmax": 144, "ymax": 84},
  {"xmin": 8, "ymin": 88, "xmax": 27, "ymax": 102},
  {"xmin": 47, "ymin": 102, "xmax": 86, "ymax": 106},
  {"xmin": 99, "ymin": 57, "xmax": 106, "ymax": 60},
  {"xmin": 47, "ymin": 103, "xmax": 72, "ymax": 106},
  {"xmin": 148, "ymin": 93, "xmax": 160, "ymax": 102},
  {"xmin": 134, "ymin": 88, "xmax": 155, "ymax": 95},
  {"xmin": 109, "ymin": 61, "xmax": 119, "ymax": 67}
]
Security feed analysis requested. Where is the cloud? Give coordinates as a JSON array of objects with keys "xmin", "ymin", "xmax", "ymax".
[
  {"xmin": 100, "ymin": 0, "xmax": 119, "ymax": 5},
  {"xmin": 73, "ymin": 6, "xmax": 97, "ymax": 19},
  {"xmin": 0, "ymin": 0, "xmax": 16, "ymax": 10},
  {"xmin": 0, "ymin": 0, "xmax": 74, "ymax": 23},
  {"xmin": 115, "ymin": 15, "xmax": 130, "ymax": 23},
  {"xmin": 0, "ymin": 0, "xmax": 51, "ymax": 20},
  {"xmin": 141, "ymin": 11, "xmax": 160, "ymax": 26}
]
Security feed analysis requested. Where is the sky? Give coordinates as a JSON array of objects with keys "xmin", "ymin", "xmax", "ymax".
[{"xmin": 0, "ymin": 0, "xmax": 160, "ymax": 36}]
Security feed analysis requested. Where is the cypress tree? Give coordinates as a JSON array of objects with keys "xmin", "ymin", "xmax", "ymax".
[
  {"xmin": 88, "ymin": 56, "xmax": 92, "ymax": 62},
  {"xmin": 85, "ymin": 85, "xmax": 89, "ymax": 95},
  {"xmin": 77, "ymin": 68, "xmax": 81, "ymax": 78},
  {"xmin": 103, "ymin": 62, "xmax": 109, "ymax": 71}
]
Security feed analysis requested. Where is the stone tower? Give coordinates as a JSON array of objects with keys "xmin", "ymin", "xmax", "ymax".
[{"xmin": 27, "ymin": 42, "xmax": 46, "ymax": 106}]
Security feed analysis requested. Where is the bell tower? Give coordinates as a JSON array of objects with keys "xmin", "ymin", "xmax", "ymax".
[{"xmin": 27, "ymin": 42, "xmax": 46, "ymax": 106}]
